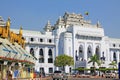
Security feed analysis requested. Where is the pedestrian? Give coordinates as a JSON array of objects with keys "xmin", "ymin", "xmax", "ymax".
[{"xmin": 7, "ymin": 70, "xmax": 12, "ymax": 80}]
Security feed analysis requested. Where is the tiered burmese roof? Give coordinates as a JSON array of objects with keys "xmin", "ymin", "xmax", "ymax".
[
  {"xmin": 55, "ymin": 12, "xmax": 91, "ymax": 26},
  {"xmin": 0, "ymin": 16, "xmax": 6, "ymax": 26},
  {"xmin": 0, "ymin": 38, "xmax": 35, "ymax": 64}
]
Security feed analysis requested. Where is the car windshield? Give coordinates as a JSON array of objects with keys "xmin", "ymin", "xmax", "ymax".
[
  {"xmin": 54, "ymin": 71, "xmax": 62, "ymax": 73},
  {"xmin": 106, "ymin": 71, "xmax": 111, "ymax": 73}
]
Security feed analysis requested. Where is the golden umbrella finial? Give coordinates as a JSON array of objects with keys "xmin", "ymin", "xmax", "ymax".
[
  {"xmin": 19, "ymin": 26, "xmax": 23, "ymax": 35},
  {"xmin": 6, "ymin": 17, "xmax": 11, "ymax": 27}
]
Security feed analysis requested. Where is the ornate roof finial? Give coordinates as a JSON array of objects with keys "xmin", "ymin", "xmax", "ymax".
[
  {"xmin": 0, "ymin": 16, "xmax": 4, "ymax": 21},
  {"xmin": 97, "ymin": 20, "xmax": 101, "ymax": 27},
  {"xmin": 44, "ymin": 20, "xmax": 52, "ymax": 32},
  {"xmin": 6, "ymin": 17, "xmax": 11, "ymax": 28},
  {"xmin": 58, "ymin": 16, "xmax": 62, "ymax": 22},
  {"xmin": 19, "ymin": 26, "xmax": 23, "ymax": 35},
  {"xmin": 46, "ymin": 20, "xmax": 51, "ymax": 27}
]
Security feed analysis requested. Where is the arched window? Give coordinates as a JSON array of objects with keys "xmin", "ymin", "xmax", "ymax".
[
  {"xmin": 30, "ymin": 37, "xmax": 34, "ymax": 42},
  {"xmin": 48, "ymin": 49, "xmax": 53, "ymax": 63},
  {"xmin": 49, "ymin": 68, "xmax": 53, "ymax": 73},
  {"xmin": 113, "ymin": 52, "xmax": 116, "ymax": 61},
  {"xmin": 48, "ymin": 39, "xmax": 52, "ymax": 43},
  {"xmin": 48, "ymin": 49, "xmax": 52, "ymax": 56},
  {"xmin": 95, "ymin": 46, "xmax": 100, "ymax": 59},
  {"xmin": 39, "ymin": 48, "xmax": 44, "ymax": 63},
  {"xmin": 39, "ymin": 49, "xmax": 43, "ymax": 56},
  {"xmin": 40, "ymin": 67, "xmax": 44, "ymax": 73},
  {"xmin": 79, "ymin": 45, "xmax": 84, "ymax": 61},
  {"xmin": 40, "ymin": 38, "xmax": 43, "ymax": 42},
  {"xmin": 87, "ymin": 46, "xmax": 92, "ymax": 60},
  {"xmin": 79, "ymin": 46, "xmax": 83, "ymax": 53},
  {"xmin": 30, "ymin": 48, "xmax": 34, "ymax": 57}
]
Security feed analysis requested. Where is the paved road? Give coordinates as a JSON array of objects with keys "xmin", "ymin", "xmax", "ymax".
[
  {"xmin": 24, "ymin": 78, "xmax": 119, "ymax": 80},
  {"xmin": 68, "ymin": 78, "xmax": 118, "ymax": 80},
  {"xmin": 48, "ymin": 78, "xmax": 119, "ymax": 80}
]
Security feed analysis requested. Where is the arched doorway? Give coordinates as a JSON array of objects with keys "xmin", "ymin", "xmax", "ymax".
[
  {"xmin": 95, "ymin": 46, "xmax": 100, "ymax": 60},
  {"xmin": 79, "ymin": 45, "xmax": 84, "ymax": 61},
  {"xmin": 113, "ymin": 52, "xmax": 117, "ymax": 61},
  {"xmin": 87, "ymin": 45, "xmax": 92, "ymax": 61},
  {"xmin": 30, "ymin": 48, "xmax": 34, "ymax": 57},
  {"xmin": 39, "ymin": 48, "xmax": 44, "ymax": 63},
  {"xmin": 48, "ymin": 49, "xmax": 53, "ymax": 63}
]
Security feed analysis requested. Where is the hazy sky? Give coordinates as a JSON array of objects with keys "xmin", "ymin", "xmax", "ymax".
[{"xmin": 0, "ymin": 0, "xmax": 120, "ymax": 38}]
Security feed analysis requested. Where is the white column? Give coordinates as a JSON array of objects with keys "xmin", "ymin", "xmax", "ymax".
[
  {"xmin": 110, "ymin": 51, "xmax": 113, "ymax": 61},
  {"xmin": 35, "ymin": 47, "xmax": 39, "ymax": 72},
  {"xmin": 106, "ymin": 49, "xmax": 109, "ymax": 61},
  {"xmin": 44, "ymin": 47, "xmax": 48, "ymax": 63},
  {"xmin": 117, "ymin": 51, "xmax": 119, "ymax": 63},
  {"xmin": 55, "ymin": 37, "xmax": 59, "ymax": 57},
  {"xmin": 35, "ymin": 47, "xmax": 39, "ymax": 59},
  {"xmin": 93, "ymin": 43, "xmax": 95, "ymax": 55},
  {"xmin": 54, "ymin": 37, "xmax": 59, "ymax": 71},
  {"xmin": 45, "ymin": 66, "xmax": 48, "ymax": 74},
  {"xmin": 84, "ymin": 43, "xmax": 87, "ymax": 61},
  {"xmin": 64, "ymin": 38, "xmax": 67, "ymax": 55}
]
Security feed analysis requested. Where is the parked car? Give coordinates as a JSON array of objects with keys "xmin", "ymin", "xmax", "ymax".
[
  {"xmin": 105, "ymin": 72, "xmax": 115, "ymax": 78},
  {"xmin": 52, "ymin": 70, "xmax": 68, "ymax": 80}
]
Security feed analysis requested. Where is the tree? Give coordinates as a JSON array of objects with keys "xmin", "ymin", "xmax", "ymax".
[
  {"xmin": 54, "ymin": 54, "xmax": 74, "ymax": 72},
  {"xmin": 109, "ymin": 61, "xmax": 117, "ymax": 72},
  {"xmin": 88, "ymin": 54, "xmax": 100, "ymax": 75},
  {"xmin": 109, "ymin": 61, "xmax": 117, "ymax": 69}
]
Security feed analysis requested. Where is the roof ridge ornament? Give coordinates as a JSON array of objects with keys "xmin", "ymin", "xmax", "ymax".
[
  {"xmin": 97, "ymin": 20, "xmax": 101, "ymax": 27},
  {"xmin": 6, "ymin": 17, "xmax": 11, "ymax": 28},
  {"xmin": 46, "ymin": 20, "xmax": 51, "ymax": 27},
  {"xmin": 44, "ymin": 20, "xmax": 52, "ymax": 32}
]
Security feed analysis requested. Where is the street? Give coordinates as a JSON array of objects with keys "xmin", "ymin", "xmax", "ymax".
[{"xmin": 67, "ymin": 78, "xmax": 118, "ymax": 80}]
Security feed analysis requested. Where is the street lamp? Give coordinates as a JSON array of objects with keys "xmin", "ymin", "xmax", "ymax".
[{"xmin": 100, "ymin": 52, "xmax": 105, "ymax": 64}]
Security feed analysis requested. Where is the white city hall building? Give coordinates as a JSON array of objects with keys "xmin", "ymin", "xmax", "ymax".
[{"xmin": 12, "ymin": 12, "xmax": 120, "ymax": 74}]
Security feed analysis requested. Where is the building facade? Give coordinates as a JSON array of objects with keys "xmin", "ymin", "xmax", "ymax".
[{"xmin": 12, "ymin": 12, "xmax": 120, "ymax": 74}]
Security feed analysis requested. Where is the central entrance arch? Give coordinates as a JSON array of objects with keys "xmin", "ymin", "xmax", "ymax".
[
  {"xmin": 78, "ymin": 45, "xmax": 84, "ymax": 61},
  {"xmin": 95, "ymin": 46, "xmax": 100, "ymax": 59},
  {"xmin": 87, "ymin": 45, "xmax": 92, "ymax": 61}
]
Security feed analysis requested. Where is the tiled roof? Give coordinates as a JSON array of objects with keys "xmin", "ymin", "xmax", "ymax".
[{"xmin": 0, "ymin": 38, "xmax": 35, "ymax": 65}]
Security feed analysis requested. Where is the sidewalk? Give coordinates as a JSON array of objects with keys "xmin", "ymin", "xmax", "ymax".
[{"xmin": 13, "ymin": 77, "xmax": 52, "ymax": 80}]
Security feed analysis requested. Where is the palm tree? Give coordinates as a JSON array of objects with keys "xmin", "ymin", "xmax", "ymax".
[
  {"xmin": 109, "ymin": 61, "xmax": 117, "ymax": 72},
  {"xmin": 88, "ymin": 54, "xmax": 100, "ymax": 75},
  {"xmin": 109, "ymin": 61, "xmax": 117, "ymax": 68}
]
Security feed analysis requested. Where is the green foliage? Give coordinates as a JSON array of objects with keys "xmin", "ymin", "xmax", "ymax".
[
  {"xmin": 88, "ymin": 54, "xmax": 101, "ymax": 67},
  {"xmin": 98, "ymin": 67, "xmax": 106, "ymax": 72},
  {"xmin": 75, "ymin": 67, "xmax": 118, "ymax": 73},
  {"xmin": 75, "ymin": 67, "xmax": 91, "ymax": 71},
  {"xmin": 88, "ymin": 54, "xmax": 101, "ymax": 75},
  {"xmin": 109, "ymin": 61, "xmax": 117, "ymax": 68},
  {"xmin": 54, "ymin": 54, "xmax": 74, "ymax": 67}
]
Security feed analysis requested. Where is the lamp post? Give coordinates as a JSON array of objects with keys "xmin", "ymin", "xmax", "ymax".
[
  {"xmin": 100, "ymin": 52, "xmax": 105, "ymax": 64},
  {"xmin": 75, "ymin": 50, "xmax": 78, "ymax": 73},
  {"xmin": 100, "ymin": 52, "xmax": 105, "ymax": 76}
]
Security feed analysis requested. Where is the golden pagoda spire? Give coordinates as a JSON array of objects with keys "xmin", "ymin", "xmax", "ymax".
[
  {"xmin": 6, "ymin": 17, "xmax": 10, "ymax": 28},
  {"xmin": 19, "ymin": 26, "xmax": 23, "ymax": 36}
]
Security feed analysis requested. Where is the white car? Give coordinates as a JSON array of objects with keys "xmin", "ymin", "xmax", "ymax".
[
  {"xmin": 52, "ymin": 70, "xmax": 68, "ymax": 80},
  {"xmin": 105, "ymin": 73, "xmax": 116, "ymax": 78}
]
